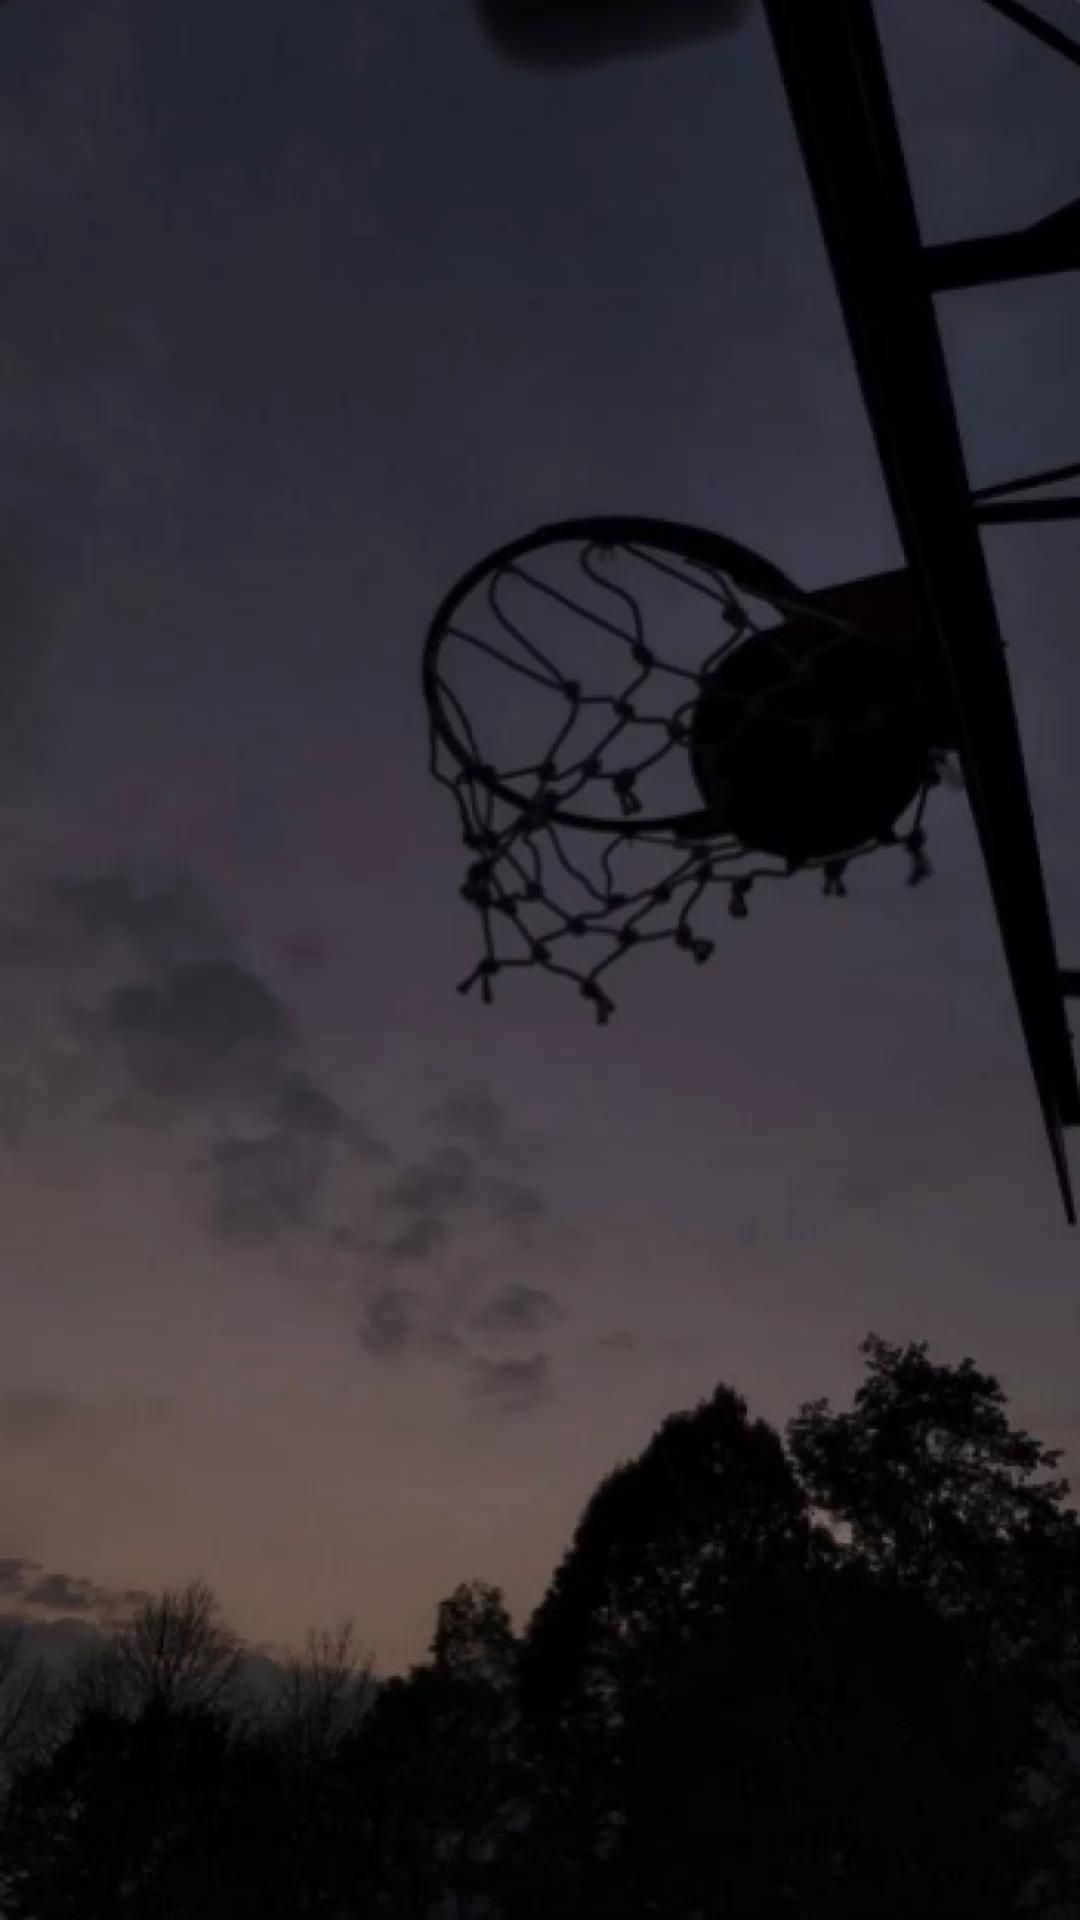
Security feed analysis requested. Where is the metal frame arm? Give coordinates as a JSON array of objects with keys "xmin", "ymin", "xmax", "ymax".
[
  {"xmin": 761, "ymin": 0, "xmax": 1080, "ymax": 1218},
  {"xmin": 926, "ymin": 197, "xmax": 1080, "ymax": 291},
  {"xmin": 979, "ymin": 0, "xmax": 1080, "ymax": 71}
]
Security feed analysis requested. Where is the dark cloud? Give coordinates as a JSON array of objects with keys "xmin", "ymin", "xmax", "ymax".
[
  {"xmin": 383, "ymin": 1213, "xmax": 449, "ymax": 1264},
  {"xmin": 208, "ymin": 1129, "xmax": 323, "ymax": 1241},
  {"xmin": 357, "ymin": 1287, "xmax": 415, "ymax": 1360},
  {"xmin": 20, "ymin": 1568, "xmax": 151, "ymax": 1622},
  {"xmin": 23, "ymin": 1572, "xmax": 99, "ymax": 1614},
  {"xmin": 384, "ymin": 1145, "xmax": 472, "ymax": 1217},
  {"xmin": 55, "ymin": 870, "xmax": 228, "ymax": 971},
  {"xmin": 358, "ymin": 1133, "xmax": 576, "ymax": 1383},
  {"xmin": 273, "ymin": 1071, "xmax": 345, "ymax": 1142},
  {"xmin": 490, "ymin": 1180, "xmax": 548, "ymax": 1240},
  {"xmin": 1, "ymin": 857, "xmax": 566, "ymax": 1372},
  {"xmin": 471, "ymin": 1353, "xmax": 553, "ymax": 1413},
  {"xmin": 427, "ymin": 1092, "xmax": 507, "ymax": 1152},
  {"xmin": 105, "ymin": 960, "xmax": 295, "ymax": 1105},
  {"xmin": 471, "ymin": 1284, "xmax": 561, "ymax": 1338},
  {"xmin": 0, "ymin": 1559, "xmax": 37, "ymax": 1597},
  {"xmin": 0, "ymin": 864, "xmax": 388, "ymax": 1247},
  {"xmin": 379, "ymin": 1145, "xmax": 474, "ymax": 1264}
]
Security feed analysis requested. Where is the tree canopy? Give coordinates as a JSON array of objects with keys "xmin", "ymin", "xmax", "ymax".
[{"xmin": 2, "ymin": 1333, "xmax": 1079, "ymax": 1918}]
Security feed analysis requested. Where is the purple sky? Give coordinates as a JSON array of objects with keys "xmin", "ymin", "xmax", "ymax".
[{"xmin": 1, "ymin": 0, "xmax": 1079, "ymax": 1675}]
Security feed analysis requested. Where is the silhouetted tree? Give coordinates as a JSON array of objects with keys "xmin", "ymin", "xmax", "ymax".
[
  {"xmin": 0, "ymin": 1625, "xmax": 49, "ymax": 1784},
  {"xmin": 0, "ymin": 1696, "xmax": 248, "ymax": 1918},
  {"xmin": 515, "ymin": 1349, "xmax": 1080, "ymax": 1917},
  {"xmin": 355, "ymin": 1580, "xmax": 521, "ymax": 1919},
  {"xmin": 3, "ymin": 1337, "xmax": 1078, "ymax": 1919},
  {"xmin": 516, "ymin": 1384, "xmax": 819, "ymax": 1916},
  {"xmin": 0, "ymin": 1586, "xmax": 257, "ymax": 1920},
  {"xmin": 252, "ymin": 1621, "xmax": 374, "ymax": 1918},
  {"xmin": 788, "ymin": 1334, "xmax": 1080, "ymax": 1912},
  {"xmin": 428, "ymin": 1581, "xmax": 521, "ymax": 1914},
  {"xmin": 59, "ymin": 1580, "xmax": 243, "ymax": 1731}
]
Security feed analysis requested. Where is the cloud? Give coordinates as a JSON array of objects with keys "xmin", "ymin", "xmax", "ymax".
[
  {"xmin": 0, "ymin": 854, "xmax": 572, "ymax": 1397},
  {"xmin": 18, "ymin": 1567, "xmax": 151, "ymax": 1622},
  {"xmin": 273, "ymin": 1072, "xmax": 346, "ymax": 1142},
  {"xmin": 56, "ymin": 870, "xmax": 229, "ymax": 972},
  {"xmin": 471, "ymin": 1353, "xmax": 553, "ymax": 1413},
  {"xmin": 378, "ymin": 1145, "xmax": 475, "ymax": 1264},
  {"xmin": 471, "ymin": 1284, "xmax": 561, "ymax": 1338},
  {"xmin": 23, "ymin": 1572, "xmax": 102, "ymax": 1614},
  {"xmin": 427, "ymin": 1092, "xmax": 507, "ymax": 1152},
  {"xmin": 383, "ymin": 1145, "xmax": 473, "ymax": 1219},
  {"xmin": 490, "ymin": 1180, "xmax": 548, "ymax": 1241},
  {"xmin": 351, "ymin": 1116, "xmax": 581, "ymax": 1395},
  {"xmin": 374, "ymin": 1145, "xmax": 556, "ymax": 1269},
  {"xmin": 105, "ymin": 960, "xmax": 295, "ymax": 1106},
  {"xmin": 383, "ymin": 1213, "xmax": 449, "ymax": 1263},
  {"xmin": 207, "ymin": 1071, "xmax": 387, "ymax": 1243},
  {"xmin": 357, "ymin": 1287, "xmax": 415, "ymax": 1360},
  {"xmin": 0, "ymin": 864, "xmax": 389, "ymax": 1250},
  {"xmin": 209, "ymin": 1128, "xmax": 324, "ymax": 1241},
  {"xmin": 0, "ymin": 1559, "xmax": 37, "ymax": 1597}
]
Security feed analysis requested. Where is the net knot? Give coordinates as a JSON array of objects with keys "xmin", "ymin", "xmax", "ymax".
[
  {"xmin": 462, "ymin": 864, "xmax": 493, "ymax": 909},
  {"xmin": 458, "ymin": 958, "xmax": 501, "ymax": 1007},
  {"xmin": 613, "ymin": 771, "xmax": 641, "ymax": 817},
  {"xmin": 675, "ymin": 926, "xmax": 713, "ymax": 962},
  {"xmin": 581, "ymin": 980, "xmax": 615, "ymax": 1025}
]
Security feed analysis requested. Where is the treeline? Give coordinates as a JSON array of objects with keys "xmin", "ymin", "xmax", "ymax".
[{"xmin": 2, "ymin": 1334, "xmax": 1080, "ymax": 1917}]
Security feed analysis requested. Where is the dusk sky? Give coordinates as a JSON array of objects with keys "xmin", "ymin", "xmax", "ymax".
[{"xmin": 2, "ymin": 0, "xmax": 1079, "ymax": 1675}]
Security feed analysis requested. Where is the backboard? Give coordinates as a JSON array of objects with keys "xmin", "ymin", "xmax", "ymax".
[{"xmin": 474, "ymin": 0, "xmax": 750, "ymax": 67}]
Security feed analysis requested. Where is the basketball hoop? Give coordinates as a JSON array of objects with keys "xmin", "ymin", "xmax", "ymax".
[{"xmin": 423, "ymin": 516, "xmax": 948, "ymax": 1022}]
